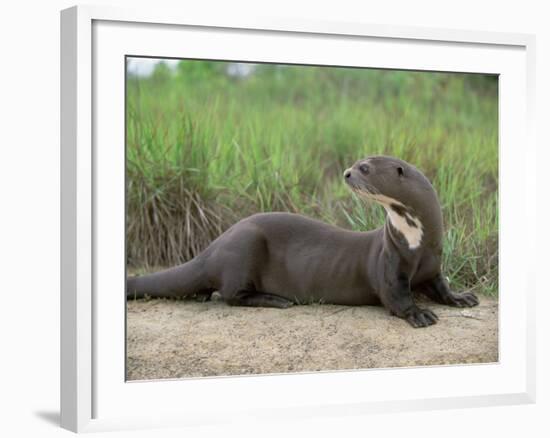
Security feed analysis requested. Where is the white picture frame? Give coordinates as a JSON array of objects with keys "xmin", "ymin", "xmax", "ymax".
[{"xmin": 60, "ymin": 4, "xmax": 536, "ymax": 433}]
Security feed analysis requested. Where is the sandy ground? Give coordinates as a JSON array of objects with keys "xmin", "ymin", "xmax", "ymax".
[{"xmin": 126, "ymin": 295, "xmax": 498, "ymax": 380}]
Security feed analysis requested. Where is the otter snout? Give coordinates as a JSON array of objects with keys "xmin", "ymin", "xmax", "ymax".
[
  {"xmin": 343, "ymin": 167, "xmax": 363, "ymax": 191},
  {"xmin": 343, "ymin": 167, "xmax": 356, "ymax": 187}
]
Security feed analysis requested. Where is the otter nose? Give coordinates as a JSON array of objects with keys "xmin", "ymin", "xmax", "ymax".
[{"xmin": 344, "ymin": 169, "xmax": 352, "ymax": 179}]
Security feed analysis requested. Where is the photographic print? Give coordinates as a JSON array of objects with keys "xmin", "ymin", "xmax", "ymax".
[{"xmin": 125, "ymin": 57, "xmax": 498, "ymax": 380}]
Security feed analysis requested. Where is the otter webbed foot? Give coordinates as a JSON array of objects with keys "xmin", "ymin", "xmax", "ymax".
[
  {"xmin": 404, "ymin": 306, "xmax": 439, "ymax": 328},
  {"xmin": 226, "ymin": 291, "xmax": 294, "ymax": 309},
  {"xmin": 381, "ymin": 271, "xmax": 438, "ymax": 328},
  {"xmin": 420, "ymin": 274, "xmax": 480, "ymax": 308},
  {"xmin": 444, "ymin": 291, "xmax": 479, "ymax": 308}
]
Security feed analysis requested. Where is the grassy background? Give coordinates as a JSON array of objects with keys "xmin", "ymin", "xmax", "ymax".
[{"xmin": 126, "ymin": 59, "xmax": 498, "ymax": 295}]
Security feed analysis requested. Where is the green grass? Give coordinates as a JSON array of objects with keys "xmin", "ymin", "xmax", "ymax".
[{"xmin": 126, "ymin": 59, "xmax": 498, "ymax": 295}]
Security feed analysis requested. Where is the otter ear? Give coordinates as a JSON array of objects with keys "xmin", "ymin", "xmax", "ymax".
[{"xmin": 397, "ymin": 166, "xmax": 404, "ymax": 177}]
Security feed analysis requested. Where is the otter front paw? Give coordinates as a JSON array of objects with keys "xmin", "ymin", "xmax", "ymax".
[
  {"xmin": 446, "ymin": 291, "xmax": 479, "ymax": 308},
  {"xmin": 405, "ymin": 307, "xmax": 438, "ymax": 328}
]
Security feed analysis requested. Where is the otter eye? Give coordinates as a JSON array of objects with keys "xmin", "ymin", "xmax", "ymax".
[
  {"xmin": 397, "ymin": 166, "xmax": 404, "ymax": 177},
  {"xmin": 359, "ymin": 163, "xmax": 369, "ymax": 174}
]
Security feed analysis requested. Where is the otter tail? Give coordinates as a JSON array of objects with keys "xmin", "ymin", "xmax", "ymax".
[{"xmin": 126, "ymin": 259, "xmax": 208, "ymax": 300}]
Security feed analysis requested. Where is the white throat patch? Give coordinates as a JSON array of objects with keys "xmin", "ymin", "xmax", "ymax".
[{"xmin": 368, "ymin": 194, "xmax": 424, "ymax": 249}]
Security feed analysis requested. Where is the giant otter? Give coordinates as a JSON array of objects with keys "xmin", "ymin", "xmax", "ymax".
[{"xmin": 127, "ymin": 156, "xmax": 479, "ymax": 327}]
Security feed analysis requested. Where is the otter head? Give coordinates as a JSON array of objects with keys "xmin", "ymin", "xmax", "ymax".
[{"xmin": 343, "ymin": 156, "xmax": 440, "ymax": 250}]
